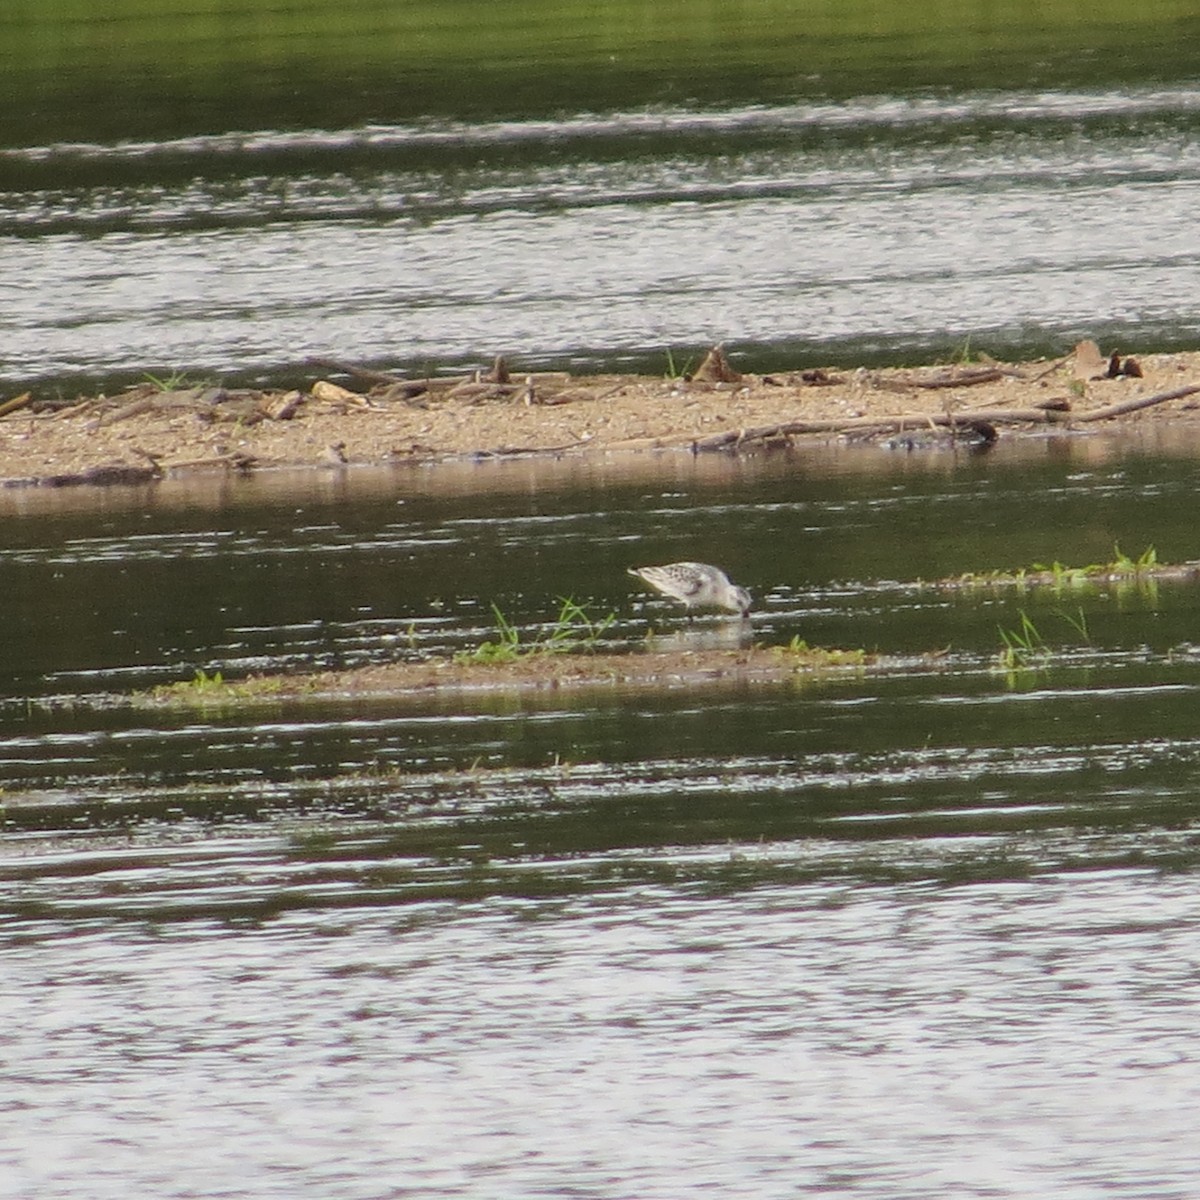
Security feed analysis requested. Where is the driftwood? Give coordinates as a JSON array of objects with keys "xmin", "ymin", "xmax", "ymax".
[
  {"xmin": 261, "ymin": 391, "xmax": 302, "ymax": 421},
  {"xmin": 1030, "ymin": 354, "xmax": 1073, "ymax": 382},
  {"xmin": 89, "ymin": 395, "xmax": 157, "ymax": 429},
  {"xmin": 306, "ymin": 357, "xmax": 406, "ymax": 386},
  {"xmin": 1073, "ymin": 382, "xmax": 1200, "ymax": 422},
  {"xmin": 307, "ymin": 358, "xmax": 432, "ymax": 404},
  {"xmin": 691, "ymin": 380, "xmax": 1200, "ymax": 452},
  {"xmin": 905, "ymin": 367, "xmax": 1014, "ymax": 389},
  {"xmin": 472, "ymin": 437, "xmax": 594, "ymax": 459},
  {"xmin": 162, "ymin": 451, "xmax": 259, "ymax": 473},
  {"xmin": 0, "ymin": 392, "xmax": 32, "ymax": 419},
  {"xmin": 692, "ymin": 410, "xmax": 1051, "ymax": 452},
  {"xmin": 48, "ymin": 398, "xmax": 100, "ymax": 421},
  {"xmin": 306, "ymin": 356, "xmax": 579, "ymax": 406},
  {"xmin": 311, "ymin": 380, "xmax": 372, "ymax": 406},
  {"xmin": 870, "ymin": 366, "xmax": 1026, "ymax": 392}
]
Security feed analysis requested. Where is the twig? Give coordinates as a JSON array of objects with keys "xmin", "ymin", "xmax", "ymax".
[
  {"xmin": 906, "ymin": 368, "xmax": 1011, "ymax": 389},
  {"xmin": 1029, "ymin": 353, "xmax": 1072, "ymax": 382},
  {"xmin": 472, "ymin": 437, "xmax": 593, "ymax": 458},
  {"xmin": 1075, "ymin": 382, "xmax": 1200, "ymax": 422},
  {"xmin": 0, "ymin": 392, "xmax": 32, "ymax": 419},
  {"xmin": 90, "ymin": 396, "xmax": 156, "ymax": 429},
  {"xmin": 163, "ymin": 451, "xmax": 259, "ymax": 472},
  {"xmin": 49, "ymin": 398, "xmax": 100, "ymax": 420},
  {"xmin": 306, "ymin": 357, "xmax": 407, "ymax": 386}
]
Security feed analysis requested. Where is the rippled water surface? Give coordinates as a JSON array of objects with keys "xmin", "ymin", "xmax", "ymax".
[
  {"xmin": 7, "ymin": 4, "xmax": 1200, "ymax": 1194},
  {"xmin": 6, "ymin": 435, "xmax": 1200, "ymax": 1197},
  {"xmin": 5, "ymin": 89, "xmax": 1200, "ymax": 390},
  {"xmin": 4, "ymin": 0, "xmax": 1200, "ymax": 390}
]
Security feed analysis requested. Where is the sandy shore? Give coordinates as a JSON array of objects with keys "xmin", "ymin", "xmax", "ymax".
[{"xmin": 3, "ymin": 344, "xmax": 1200, "ymax": 486}]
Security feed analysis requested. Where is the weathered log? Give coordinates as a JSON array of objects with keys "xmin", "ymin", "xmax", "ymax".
[
  {"xmin": 690, "ymin": 407, "xmax": 1068, "ymax": 452},
  {"xmin": 1074, "ymin": 382, "xmax": 1200, "ymax": 422}
]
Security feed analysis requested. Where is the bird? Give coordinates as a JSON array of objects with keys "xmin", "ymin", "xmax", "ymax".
[{"xmin": 627, "ymin": 562, "xmax": 752, "ymax": 617}]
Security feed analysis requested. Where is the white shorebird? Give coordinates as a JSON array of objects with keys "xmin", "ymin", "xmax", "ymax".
[{"xmin": 627, "ymin": 562, "xmax": 752, "ymax": 617}]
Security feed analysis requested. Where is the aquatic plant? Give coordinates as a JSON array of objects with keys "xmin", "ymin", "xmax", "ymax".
[
  {"xmin": 995, "ymin": 611, "xmax": 1048, "ymax": 673},
  {"xmin": 1111, "ymin": 542, "xmax": 1158, "ymax": 572},
  {"xmin": 145, "ymin": 668, "xmax": 299, "ymax": 707},
  {"xmin": 454, "ymin": 597, "xmax": 616, "ymax": 664},
  {"xmin": 954, "ymin": 544, "xmax": 1165, "ymax": 593},
  {"xmin": 778, "ymin": 636, "xmax": 868, "ymax": 666},
  {"xmin": 189, "ymin": 667, "xmax": 225, "ymax": 690},
  {"xmin": 994, "ymin": 605, "xmax": 1090, "ymax": 675},
  {"xmin": 1057, "ymin": 606, "xmax": 1091, "ymax": 640}
]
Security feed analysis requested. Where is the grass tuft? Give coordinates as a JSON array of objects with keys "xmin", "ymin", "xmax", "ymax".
[
  {"xmin": 994, "ymin": 605, "xmax": 1091, "ymax": 676},
  {"xmin": 142, "ymin": 370, "xmax": 205, "ymax": 392},
  {"xmin": 663, "ymin": 347, "xmax": 697, "ymax": 380},
  {"xmin": 995, "ymin": 611, "xmax": 1048, "ymax": 673},
  {"xmin": 454, "ymin": 597, "xmax": 616, "ymax": 665}
]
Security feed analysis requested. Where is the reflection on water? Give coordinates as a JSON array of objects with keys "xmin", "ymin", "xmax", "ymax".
[
  {"xmin": 6, "ymin": 440, "xmax": 1200, "ymax": 1194},
  {"xmin": 3, "ymin": 86, "xmax": 1200, "ymax": 390},
  {"xmin": 643, "ymin": 621, "xmax": 755, "ymax": 653}
]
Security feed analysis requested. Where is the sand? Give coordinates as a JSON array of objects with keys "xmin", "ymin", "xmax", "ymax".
[{"xmin": 3, "ymin": 344, "xmax": 1200, "ymax": 486}]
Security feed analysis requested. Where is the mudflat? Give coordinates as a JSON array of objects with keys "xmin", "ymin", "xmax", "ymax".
[{"xmin": 3, "ymin": 344, "xmax": 1200, "ymax": 487}]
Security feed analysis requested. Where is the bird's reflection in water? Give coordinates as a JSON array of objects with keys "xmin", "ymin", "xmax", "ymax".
[{"xmin": 644, "ymin": 619, "xmax": 754, "ymax": 653}]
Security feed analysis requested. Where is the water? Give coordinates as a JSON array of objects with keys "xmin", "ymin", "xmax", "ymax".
[
  {"xmin": 4, "ymin": 92, "xmax": 1200, "ymax": 391},
  {"xmin": 6, "ymin": 438, "xmax": 1200, "ymax": 1197},
  {"xmin": 3, "ymin": 5, "xmax": 1200, "ymax": 390},
  {"xmin": 6, "ymin": 4, "xmax": 1200, "ymax": 1194}
]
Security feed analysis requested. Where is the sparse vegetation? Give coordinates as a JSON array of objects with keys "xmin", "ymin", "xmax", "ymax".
[
  {"xmin": 995, "ymin": 611, "xmax": 1049, "ymax": 673},
  {"xmin": 147, "ymin": 669, "xmax": 297, "ymax": 706},
  {"xmin": 777, "ymin": 636, "xmax": 868, "ymax": 667},
  {"xmin": 952, "ymin": 544, "xmax": 1178, "ymax": 594},
  {"xmin": 142, "ymin": 369, "xmax": 205, "ymax": 392},
  {"xmin": 663, "ymin": 348, "xmax": 697, "ymax": 379},
  {"xmin": 454, "ymin": 597, "xmax": 617, "ymax": 665},
  {"xmin": 189, "ymin": 667, "xmax": 225, "ymax": 690},
  {"xmin": 994, "ymin": 605, "xmax": 1091, "ymax": 675},
  {"xmin": 1111, "ymin": 542, "xmax": 1158, "ymax": 573}
]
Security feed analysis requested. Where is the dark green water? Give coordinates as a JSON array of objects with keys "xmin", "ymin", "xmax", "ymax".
[
  {"xmin": 5, "ymin": 0, "xmax": 1198, "ymax": 143},
  {"xmin": 6, "ymin": 437, "xmax": 1200, "ymax": 1197},
  {"xmin": 2, "ymin": 2, "xmax": 1200, "ymax": 390}
]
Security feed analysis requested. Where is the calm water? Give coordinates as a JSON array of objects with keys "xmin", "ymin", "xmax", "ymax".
[{"xmin": 6, "ymin": 436, "xmax": 1200, "ymax": 1197}]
